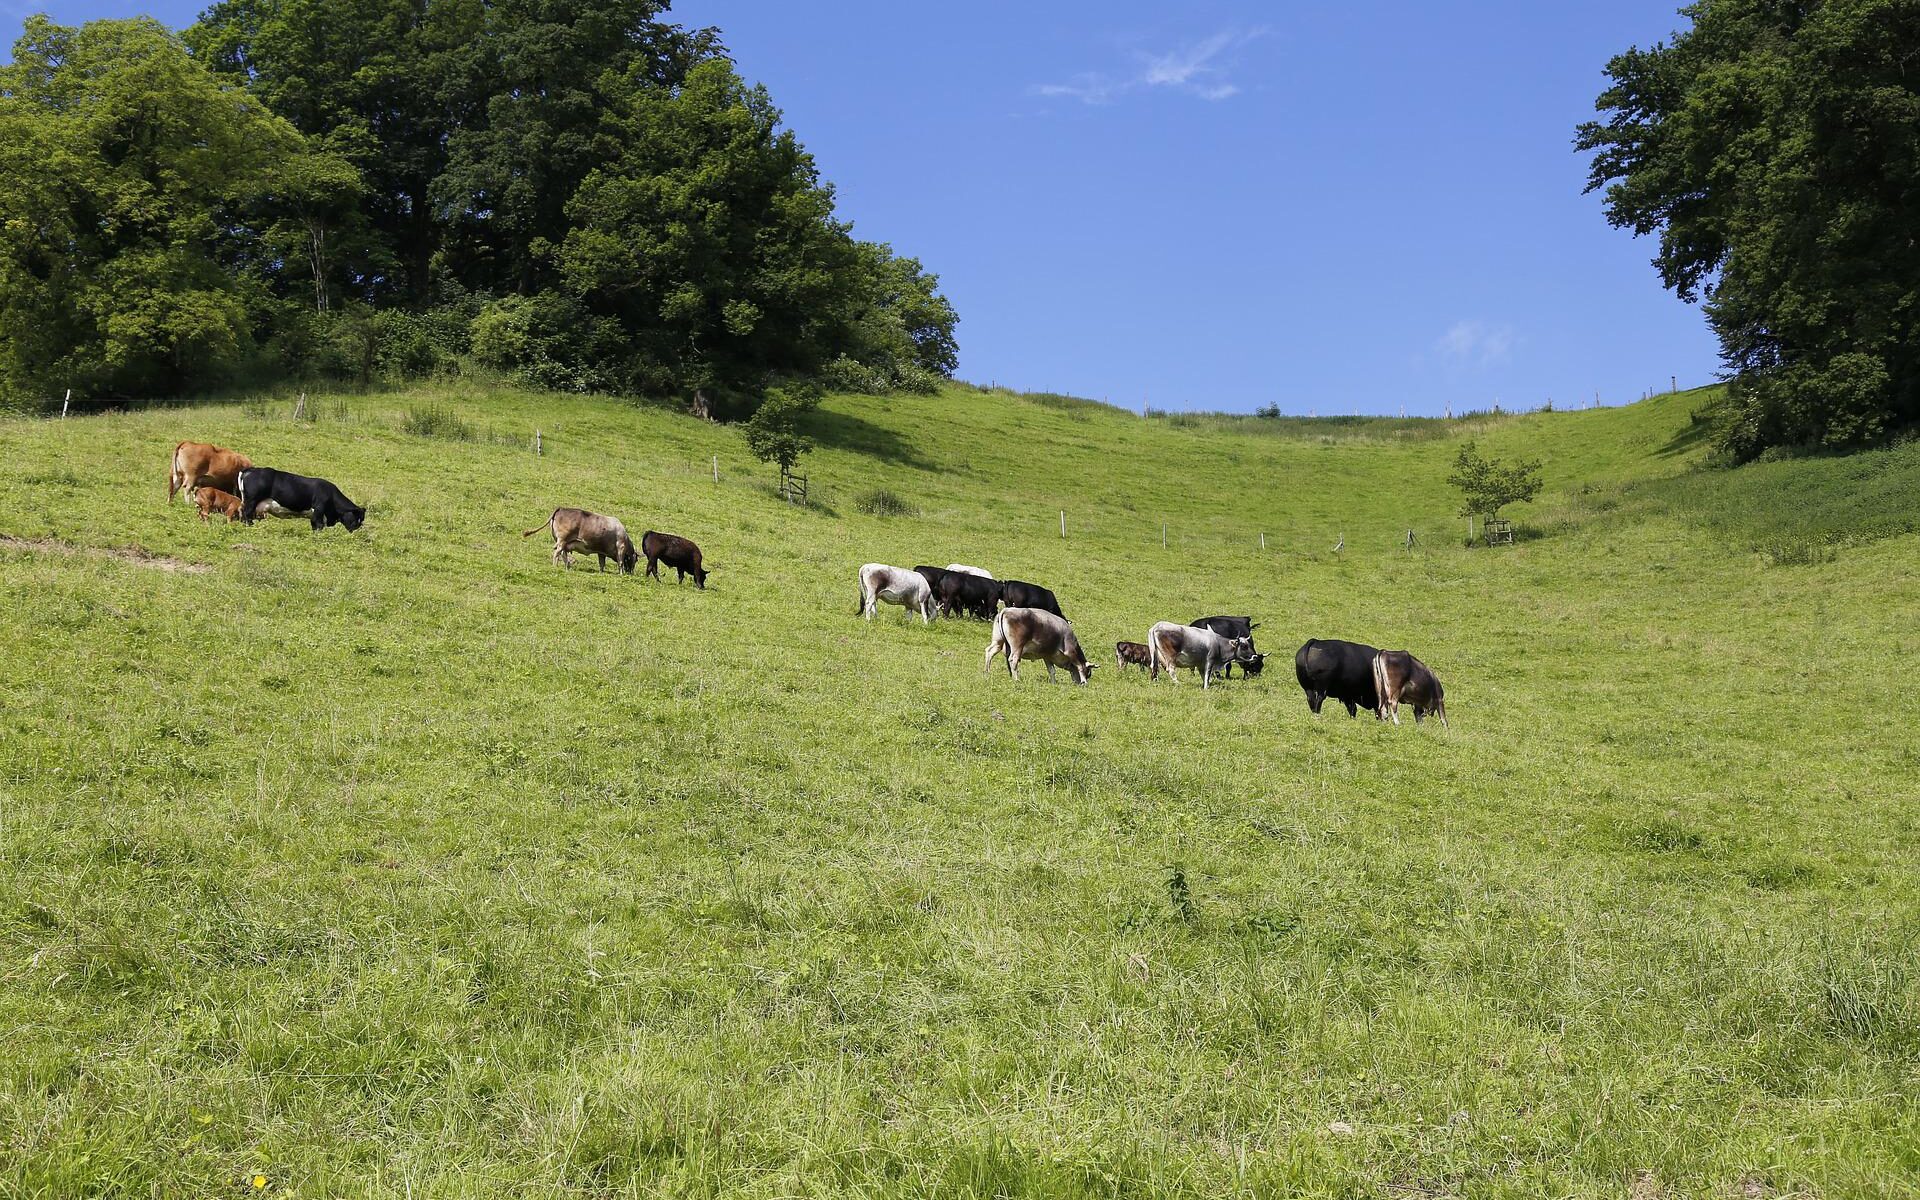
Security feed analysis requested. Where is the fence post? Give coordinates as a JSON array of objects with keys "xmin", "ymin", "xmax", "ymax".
[
  {"xmin": 294, "ymin": 392, "xmax": 307, "ymax": 421},
  {"xmin": 712, "ymin": 456, "xmax": 718, "ymax": 484},
  {"xmin": 1259, "ymin": 532, "xmax": 1266, "ymax": 551},
  {"xmin": 535, "ymin": 430, "xmax": 542, "ymax": 456},
  {"xmin": 62, "ymin": 388, "xmax": 70, "ymax": 418},
  {"xmin": 1059, "ymin": 510, "xmax": 1066, "ymax": 539},
  {"xmin": 1161, "ymin": 524, "xmax": 1167, "ymax": 550}
]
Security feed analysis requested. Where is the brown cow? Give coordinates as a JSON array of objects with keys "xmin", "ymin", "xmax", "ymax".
[
  {"xmin": 1373, "ymin": 650, "xmax": 1448, "ymax": 727},
  {"xmin": 195, "ymin": 486, "xmax": 243, "ymax": 523},
  {"xmin": 1115, "ymin": 640, "xmax": 1153, "ymax": 673},
  {"xmin": 522, "ymin": 508, "xmax": 638, "ymax": 573},
  {"xmin": 985, "ymin": 607, "xmax": 1096, "ymax": 684},
  {"xmin": 169, "ymin": 441, "xmax": 252, "ymax": 504},
  {"xmin": 642, "ymin": 530, "xmax": 709, "ymax": 589}
]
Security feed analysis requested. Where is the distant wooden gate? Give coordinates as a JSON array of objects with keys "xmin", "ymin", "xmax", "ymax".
[
  {"xmin": 781, "ymin": 467, "xmax": 808, "ymax": 505},
  {"xmin": 1484, "ymin": 518, "xmax": 1514, "ymax": 546}
]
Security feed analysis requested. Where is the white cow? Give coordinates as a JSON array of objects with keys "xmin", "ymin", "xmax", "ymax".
[
  {"xmin": 946, "ymin": 563, "xmax": 994, "ymax": 579},
  {"xmin": 1147, "ymin": 621, "xmax": 1252, "ymax": 689},
  {"xmin": 857, "ymin": 563, "xmax": 935, "ymax": 623}
]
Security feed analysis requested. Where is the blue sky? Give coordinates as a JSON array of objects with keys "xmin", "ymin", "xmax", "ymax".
[{"xmin": 7, "ymin": 1, "xmax": 1718, "ymax": 415}]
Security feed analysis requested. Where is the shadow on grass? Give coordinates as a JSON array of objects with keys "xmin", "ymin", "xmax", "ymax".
[
  {"xmin": 1657, "ymin": 417, "xmax": 1717, "ymax": 459},
  {"xmin": 803, "ymin": 408, "xmax": 936, "ymax": 470}
]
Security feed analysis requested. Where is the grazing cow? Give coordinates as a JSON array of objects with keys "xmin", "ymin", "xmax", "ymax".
[
  {"xmin": 169, "ymin": 441, "xmax": 251, "ymax": 504},
  {"xmin": 858, "ymin": 563, "xmax": 935, "ymax": 623},
  {"xmin": 997, "ymin": 579, "xmax": 1064, "ymax": 618},
  {"xmin": 1114, "ymin": 640, "xmax": 1153, "ymax": 672},
  {"xmin": 522, "ymin": 507, "xmax": 636, "ymax": 572},
  {"xmin": 946, "ymin": 564, "xmax": 993, "ymax": 579},
  {"xmin": 642, "ymin": 530, "xmax": 709, "ymax": 588},
  {"xmin": 1191, "ymin": 615, "xmax": 1262, "ymax": 678},
  {"xmin": 1238, "ymin": 652, "xmax": 1267, "ymax": 677},
  {"xmin": 1147, "ymin": 621, "xmax": 1252, "ymax": 689},
  {"xmin": 195, "ymin": 486, "xmax": 243, "ymax": 524},
  {"xmin": 1374, "ymin": 650, "xmax": 1448, "ymax": 727},
  {"xmin": 985, "ymin": 607, "xmax": 1096, "ymax": 684},
  {"xmin": 1294, "ymin": 638, "xmax": 1380, "ymax": 717},
  {"xmin": 936, "ymin": 570, "xmax": 1001, "ymax": 620},
  {"xmin": 237, "ymin": 467, "xmax": 365, "ymax": 532},
  {"xmin": 913, "ymin": 565, "xmax": 952, "ymax": 601}
]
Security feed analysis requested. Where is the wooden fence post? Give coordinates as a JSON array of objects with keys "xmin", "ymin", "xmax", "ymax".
[
  {"xmin": 712, "ymin": 456, "xmax": 718, "ymax": 484},
  {"xmin": 294, "ymin": 392, "xmax": 307, "ymax": 421},
  {"xmin": 62, "ymin": 388, "xmax": 70, "ymax": 418},
  {"xmin": 1161, "ymin": 524, "xmax": 1167, "ymax": 549},
  {"xmin": 1259, "ymin": 532, "xmax": 1266, "ymax": 551},
  {"xmin": 535, "ymin": 430, "xmax": 542, "ymax": 456},
  {"xmin": 1059, "ymin": 510, "xmax": 1066, "ymax": 539}
]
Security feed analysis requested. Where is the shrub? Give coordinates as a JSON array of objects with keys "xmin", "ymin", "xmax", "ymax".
[
  {"xmin": 854, "ymin": 488, "xmax": 918, "ymax": 517},
  {"xmin": 400, "ymin": 404, "xmax": 475, "ymax": 441}
]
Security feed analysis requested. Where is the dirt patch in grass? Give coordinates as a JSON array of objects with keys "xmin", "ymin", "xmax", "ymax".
[{"xmin": 0, "ymin": 534, "xmax": 210, "ymax": 574}]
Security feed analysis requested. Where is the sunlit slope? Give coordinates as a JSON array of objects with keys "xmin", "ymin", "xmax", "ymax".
[{"xmin": 0, "ymin": 382, "xmax": 1915, "ymax": 1198}]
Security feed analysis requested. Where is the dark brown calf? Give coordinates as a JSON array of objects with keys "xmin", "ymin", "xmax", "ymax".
[
  {"xmin": 1115, "ymin": 640, "xmax": 1153, "ymax": 672},
  {"xmin": 1373, "ymin": 650, "xmax": 1447, "ymax": 727},
  {"xmin": 642, "ymin": 530, "xmax": 708, "ymax": 588}
]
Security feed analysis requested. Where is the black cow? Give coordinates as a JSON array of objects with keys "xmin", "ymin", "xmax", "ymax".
[
  {"xmin": 642, "ymin": 530, "xmax": 709, "ymax": 588},
  {"xmin": 937, "ymin": 571, "xmax": 1000, "ymax": 620},
  {"xmin": 913, "ymin": 565, "xmax": 951, "ymax": 600},
  {"xmin": 1192, "ymin": 615, "xmax": 1261, "ymax": 677},
  {"xmin": 1294, "ymin": 638, "xmax": 1379, "ymax": 717},
  {"xmin": 237, "ymin": 467, "xmax": 364, "ymax": 531},
  {"xmin": 997, "ymin": 579, "xmax": 1063, "ymax": 618}
]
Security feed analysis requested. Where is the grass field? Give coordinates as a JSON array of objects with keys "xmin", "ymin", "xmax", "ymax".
[{"xmin": 1, "ymin": 381, "xmax": 1917, "ymax": 1198}]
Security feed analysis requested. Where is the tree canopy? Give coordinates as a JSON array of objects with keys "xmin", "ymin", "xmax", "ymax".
[
  {"xmin": 1578, "ymin": 0, "xmax": 1920, "ymax": 461},
  {"xmin": 0, "ymin": 6, "xmax": 957, "ymax": 410}
]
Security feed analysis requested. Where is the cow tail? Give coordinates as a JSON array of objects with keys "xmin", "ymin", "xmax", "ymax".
[
  {"xmin": 1372, "ymin": 653, "xmax": 1389, "ymax": 719},
  {"xmin": 168, "ymin": 442, "xmax": 185, "ymax": 502},
  {"xmin": 522, "ymin": 510, "xmax": 557, "ymax": 538}
]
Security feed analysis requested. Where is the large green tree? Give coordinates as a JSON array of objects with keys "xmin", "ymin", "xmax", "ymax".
[
  {"xmin": 0, "ymin": 17, "xmax": 329, "ymax": 402},
  {"xmin": 1578, "ymin": 1, "xmax": 1920, "ymax": 460}
]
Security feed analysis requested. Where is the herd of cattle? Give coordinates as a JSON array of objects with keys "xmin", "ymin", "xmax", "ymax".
[
  {"xmin": 166, "ymin": 438, "xmax": 1447, "ymax": 725},
  {"xmin": 858, "ymin": 562, "xmax": 1449, "ymax": 725}
]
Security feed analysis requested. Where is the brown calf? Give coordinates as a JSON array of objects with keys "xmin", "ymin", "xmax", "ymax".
[
  {"xmin": 195, "ymin": 486, "xmax": 243, "ymax": 523},
  {"xmin": 1115, "ymin": 640, "xmax": 1153, "ymax": 672},
  {"xmin": 642, "ymin": 530, "xmax": 709, "ymax": 588}
]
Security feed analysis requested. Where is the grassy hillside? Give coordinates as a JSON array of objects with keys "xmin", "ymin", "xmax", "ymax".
[{"xmin": 1, "ymin": 382, "xmax": 1916, "ymax": 1198}]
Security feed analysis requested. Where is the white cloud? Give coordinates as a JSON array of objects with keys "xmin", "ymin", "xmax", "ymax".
[
  {"xmin": 1435, "ymin": 320, "xmax": 1517, "ymax": 367},
  {"xmin": 1034, "ymin": 29, "xmax": 1264, "ymax": 105}
]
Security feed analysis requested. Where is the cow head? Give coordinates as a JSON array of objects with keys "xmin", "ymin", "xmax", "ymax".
[
  {"xmin": 618, "ymin": 536, "xmax": 639, "ymax": 573},
  {"xmin": 1070, "ymin": 659, "xmax": 1098, "ymax": 685},
  {"xmin": 1241, "ymin": 652, "xmax": 1267, "ymax": 676},
  {"xmin": 1229, "ymin": 636, "xmax": 1256, "ymax": 663},
  {"xmin": 340, "ymin": 505, "xmax": 366, "ymax": 532}
]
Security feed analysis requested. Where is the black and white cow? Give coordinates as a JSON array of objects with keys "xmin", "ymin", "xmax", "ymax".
[
  {"xmin": 1294, "ymin": 638, "xmax": 1380, "ymax": 717},
  {"xmin": 858, "ymin": 563, "xmax": 935, "ymax": 623},
  {"xmin": 1147, "ymin": 621, "xmax": 1252, "ymax": 689},
  {"xmin": 913, "ymin": 565, "xmax": 952, "ymax": 600},
  {"xmin": 237, "ymin": 467, "xmax": 365, "ymax": 531}
]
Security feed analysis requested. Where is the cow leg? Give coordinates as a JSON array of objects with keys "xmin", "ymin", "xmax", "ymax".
[
  {"xmin": 1046, "ymin": 662, "xmax": 1057, "ymax": 683},
  {"xmin": 1343, "ymin": 700, "xmax": 1357, "ymax": 717}
]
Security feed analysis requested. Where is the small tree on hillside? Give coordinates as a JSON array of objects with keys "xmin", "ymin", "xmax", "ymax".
[
  {"xmin": 743, "ymin": 382, "xmax": 820, "ymax": 501},
  {"xmin": 1448, "ymin": 440, "xmax": 1543, "ymax": 538}
]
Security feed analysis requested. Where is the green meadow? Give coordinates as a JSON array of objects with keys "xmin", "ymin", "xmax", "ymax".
[{"xmin": 1, "ymin": 382, "xmax": 1916, "ymax": 1198}]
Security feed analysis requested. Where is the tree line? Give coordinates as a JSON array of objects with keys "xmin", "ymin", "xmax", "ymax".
[{"xmin": 0, "ymin": 3, "xmax": 957, "ymax": 415}]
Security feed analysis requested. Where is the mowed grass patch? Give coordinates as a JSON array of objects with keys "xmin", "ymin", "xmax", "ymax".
[{"xmin": 0, "ymin": 382, "xmax": 1917, "ymax": 1197}]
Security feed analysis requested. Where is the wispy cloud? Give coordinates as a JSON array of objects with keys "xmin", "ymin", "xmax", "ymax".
[
  {"xmin": 1435, "ymin": 320, "xmax": 1517, "ymax": 367},
  {"xmin": 1034, "ymin": 29, "xmax": 1264, "ymax": 105}
]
